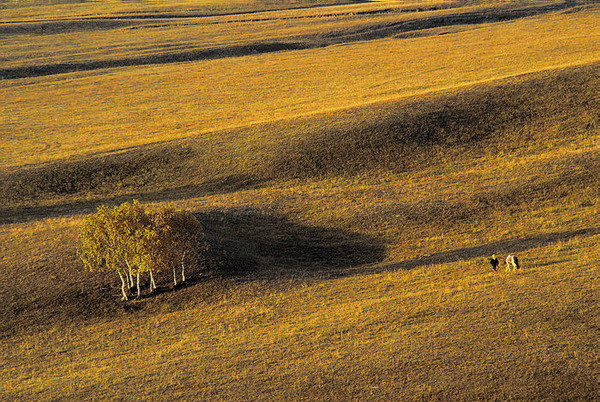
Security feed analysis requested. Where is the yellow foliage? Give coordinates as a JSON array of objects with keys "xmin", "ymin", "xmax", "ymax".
[{"xmin": 0, "ymin": 0, "xmax": 598, "ymax": 399}]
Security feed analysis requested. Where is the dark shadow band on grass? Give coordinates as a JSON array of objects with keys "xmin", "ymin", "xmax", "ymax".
[
  {"xmin": 195, "ymin": 208, "xmax": 387, "ymax": 280},
  {"xmin": 0, "ymin": 18, "xmax": 146, "ymax": 35},
  {"xmin": 0, "ymin": 175, "xmax": 265, "ymax": 225},
  {"xmin": 0, "ymin": 218, "xmax": 595, "ymax": 340},
  {"xmin": 0, "ymin": 3, "xmax": 456, "ymax": 36},
  {"xmin": 0, "ymin": 207, "xmax": 386, "ymax": 339},
  {"xmin": 0, "ymin": 0, "xmax": 372, "ymax": 29},
  {"xmin": 0, "ymin": 43, "xmax": 312, "ymax": 79},
  {"xmin": 314, "ymin": 1, "xmax": 578, "ymax": 44},
  {"xmin": 0, "ymin": 1, "xmax": 578, "ymax": 79},
  {"xmin": 377, "ymin": 227, "xmax": 599, "ymax": 274}
]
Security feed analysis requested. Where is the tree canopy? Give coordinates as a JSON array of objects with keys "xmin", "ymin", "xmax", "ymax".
[{"xmin": 78, "ymin": 200, "xmax": 208, "ymax": 300}]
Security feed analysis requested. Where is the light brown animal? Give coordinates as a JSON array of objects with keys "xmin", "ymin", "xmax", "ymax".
[{"xmin": 505, "ymin": 254, "xmax": 520, "ymax": 272}]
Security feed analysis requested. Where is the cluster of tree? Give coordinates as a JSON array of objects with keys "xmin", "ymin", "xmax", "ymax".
[{"xmin": 78, "ymin": 200, "xmax": 208, "ymax": 301}]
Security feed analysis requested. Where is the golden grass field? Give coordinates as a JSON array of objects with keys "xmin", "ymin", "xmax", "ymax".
[{"xmin": 0, "ymin": 0, "xmax": 598, "ymax": 399}]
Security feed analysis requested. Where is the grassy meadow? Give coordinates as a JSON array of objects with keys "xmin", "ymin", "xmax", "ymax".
[{"xmin": 0, "ymin": 0, "xmax": 598, "ymax": 399}]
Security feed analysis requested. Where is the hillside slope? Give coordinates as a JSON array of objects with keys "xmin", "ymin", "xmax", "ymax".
[
  {"xmin": 1, "ymin": 1, "xmax": 598, "ymax": 167},
  {"xmin": 1, "ymin": 63, "xmax": 598, "ymax": 399},
  {"xmin": 0, "ymin": 0, "xmax": 598, "ymax": 399},
  {"xmin": 1, "ymin": 63, "xmax": 597, "ymax": 219}
]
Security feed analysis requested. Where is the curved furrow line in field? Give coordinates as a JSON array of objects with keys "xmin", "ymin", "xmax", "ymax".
[
  {"xmin": 0, "ymin": 0, "xmax": 374, "ymax": 26},
  {"xmin": 314, "ymin": 2, "xmax": 577, "ymax": 43},
  {"xmin": 0, "ymin": 3, "xmax": 459, "ymax": 35},
  {"xmin": 0, "ymin": 2, "xmax": 579, "ymax": 80},
  {"xmin": 0, "ymin": 43, "xmax": 312, "ymax": 79}
]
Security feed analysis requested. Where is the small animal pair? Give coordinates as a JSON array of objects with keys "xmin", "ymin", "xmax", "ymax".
[{"xmin": 489, "ymin": 254, "xmax": 520, "ymax": 272}]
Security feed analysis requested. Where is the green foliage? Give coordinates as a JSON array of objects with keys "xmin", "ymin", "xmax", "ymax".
[{"xmin": 78, "ymin": 200, "xmax": 207, "ymax": 300}]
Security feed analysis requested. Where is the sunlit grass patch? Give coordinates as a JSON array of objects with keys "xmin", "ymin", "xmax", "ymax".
[
  {"xmin": 0, "ymin": 0, "xmax": 598, "ymax": 399},
  {"xmin": 1, "ymin": 2, "xmax": 598, "ymax": 167}
]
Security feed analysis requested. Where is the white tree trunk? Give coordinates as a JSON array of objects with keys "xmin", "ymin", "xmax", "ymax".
[
  {"xmin": 181, "ymin": 252, "xmax": 187, "ymax": 283},
  {"xmin": 136, "ymin": 272, "xmax": 141, "ymax": 299},
  {"xmin": 172, "ymin": 265, "xmax": 178, "ymax": 287},
  {"xmin": 125, "ymin": 260, "xmax": 134, "ymax": 289},
  {"xmin": 149, "ymin": 270, "xmax": 157, "ymax": 292},
  {"xmin": 118, "ymin": 272, "xmax": 129, "ymax": 301}
]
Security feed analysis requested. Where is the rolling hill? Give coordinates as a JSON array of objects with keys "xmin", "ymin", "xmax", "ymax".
[{"xmin": 0, "ymin": 0, "xmax": 598, "ymax": 399}]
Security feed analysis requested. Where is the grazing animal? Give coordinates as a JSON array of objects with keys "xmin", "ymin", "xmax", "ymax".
[
  {"xmin": 489, "ymin": 255, "xmax": 500, "ymax": 271},
  {"xmin": 505, "ymin": 254, "xmax": 520, "ymax": 272}
]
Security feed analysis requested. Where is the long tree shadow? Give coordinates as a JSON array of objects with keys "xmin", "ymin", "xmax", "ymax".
[
  {"xmin": 192, "ymin": 213, "xmax": 598, "ymax": 281},
  {"xmin": 1, "ymin": 211, "xmax": 595, "ymax": 340},
  {"xmin": 377, "ymin": 227, "xmax": 599, "ymax": 274},
  {"xmin": 1, "ymin": 207, "xmax": 387, "ymax": 339},
  {"xmin": 195, "ymin": 208, "xmax": 387, "ymax": 280}
]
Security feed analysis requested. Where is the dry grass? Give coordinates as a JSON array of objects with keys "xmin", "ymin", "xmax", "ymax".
[
  {"xmin": 1, "ymin": 62, "xmax": 596, "ymax": 214},
  {"xmin": 1, "ymin": 1, "xmax": 598, "ymax": 167},
  {"xmin": 0, "ymin": 184, "xmax": 597, "ymax": 398},
  {"xmin": 0, "ymin": 1, "xmax": 539, "ymax": 72},
  {"xmin": 0, "ymin": 0, "xmax": 365, "ymax": 21},
  {"xmin": 0, "ymin": 0, "xmax": 599, "ymax": 399}
]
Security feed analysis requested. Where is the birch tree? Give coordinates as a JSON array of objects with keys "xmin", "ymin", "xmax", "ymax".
[
  {"xmin": 78, "ymin": 201, "xmax": 208, "ymax": 300},
  {"xmin": 79, "ymin": 201, "xmax": 156, "ymax": 300},
  {"xmin": 78, "ymin": 204, "xmax": 134, "ymax": 300},
  {"xmin": 150, "ymin": 207, "xmax": 207, "ymax": 287}
]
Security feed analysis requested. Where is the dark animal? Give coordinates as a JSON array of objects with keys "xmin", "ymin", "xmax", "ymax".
[{"xmin": 489, "ymin": 255, "xmax": 499, "ymax": 271}]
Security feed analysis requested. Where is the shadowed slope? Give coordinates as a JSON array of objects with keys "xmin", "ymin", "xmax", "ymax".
[
  {"xmin": 0, "ymin": 207, "xmax": 385, "ymax": 338},
  {"xmin": 2, "ymin": 6, "xmax": 597, "ymax": 168},
  {"xmin": 1, "ymin": 62, "xmax": 597, "ymax": 223},
  {"xmin": 0, "ymin": 0, "xmax": 367, "ymax": 22},
  {"xmin": 269, "ymin": 63, "xmax": 599, "ymax": 178},
  {"xmin": 312, "ymin": 1, "xmax": 578, "ymax": 44}
]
